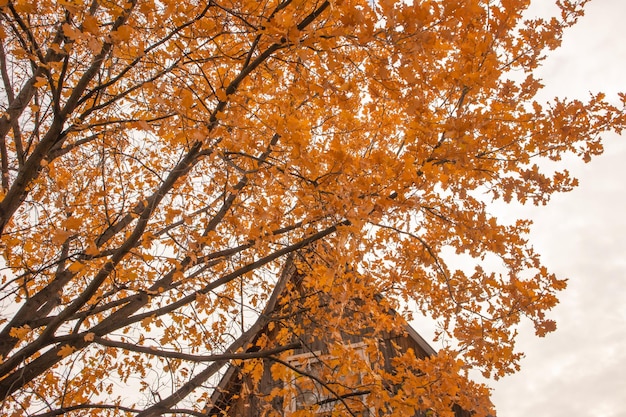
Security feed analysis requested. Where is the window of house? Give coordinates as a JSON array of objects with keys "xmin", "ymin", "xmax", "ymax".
[{"xmin": 286, "ymin": 342, "xmax": 373, "ymax": 416}]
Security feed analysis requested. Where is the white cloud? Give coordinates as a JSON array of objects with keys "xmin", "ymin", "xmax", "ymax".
[{"xmin": 489, "ymin": 1, "xmax": 626, "ymax": 416}]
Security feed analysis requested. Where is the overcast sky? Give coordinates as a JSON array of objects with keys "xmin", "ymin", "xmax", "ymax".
[{"xmin": 487, "ymin": 1, "xmax": 626, "ymax": 416}]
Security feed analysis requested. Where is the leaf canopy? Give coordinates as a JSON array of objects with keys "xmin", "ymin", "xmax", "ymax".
[{"xmin": 0, "ymin": 0, "xmax": 623, "ymax": 416}]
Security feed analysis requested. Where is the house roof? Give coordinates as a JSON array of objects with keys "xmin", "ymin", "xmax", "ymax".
[{"xmin": 397, "ymin": 316, "xmax": 437, "ymax": 357}]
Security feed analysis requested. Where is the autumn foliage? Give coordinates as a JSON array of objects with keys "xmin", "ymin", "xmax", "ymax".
[{"xmin": 0, "ymin": 0, "xmax": 623, "ymax": 416}]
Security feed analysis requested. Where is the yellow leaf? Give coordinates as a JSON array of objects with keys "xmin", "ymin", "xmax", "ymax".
[
  {"xmin": 57, "ymin": 344, "xmax": 76, "ymax": 358},
  {"xmin": 249, "ymin": 361, "xmax": 264, "ymax": 384},
  {"xmin": 84, "ymin": 332, "xmax": 95, "ymax": 342}
]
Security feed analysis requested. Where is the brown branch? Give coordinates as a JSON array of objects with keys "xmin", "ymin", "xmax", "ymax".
[
  {"xmin": 0, "ymin": 1, "xmax": 139, "ymax": 235},
  {"xmin": 31, "ymin": 403, "xmax": 140, "ymax": 417},
  {"xmin": 93, "ymin": 219, "xmax": 349, "ymax": 336},
  {"xmin": 0, "ymin": 42, "xmax": 15, "ymax": 190},
  {"xmin": 92, "ymin": 337, "xmax": 301, "ymax": 363},
  {"xmin": 0, "ymin": 141, "xmax": 203, "ymax": 388},
  {"xmin": 75, "ymin": 3, "xmax": 213, "ymax": 110},
  {"xmin": 134, "ymin": 253, "xmax": 299, "ymax": 417},
  {"xmin": 26, "ymin": 217, "xmax": 310, "ymax": 331}
]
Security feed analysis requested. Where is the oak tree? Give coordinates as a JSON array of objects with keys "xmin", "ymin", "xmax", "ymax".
[{"xmin": 0, "ymin": 0, "xmax": 623, "ymax": 416}]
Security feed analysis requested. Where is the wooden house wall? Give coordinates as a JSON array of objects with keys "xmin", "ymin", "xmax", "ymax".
[
  {"xmin": 205, "ymin": 267, "xmax": 469, "ymax": 417},
  {"xmin": 206, "ymin": 328, "xmax": 444, "ymax": 417}
]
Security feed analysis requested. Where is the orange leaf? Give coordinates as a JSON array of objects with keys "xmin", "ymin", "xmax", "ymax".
[
  {"xmin": 62, "ymin": 23, "xmax": 82, "ymax": 41},
  {"xmin": 82, "ymin": 15, "xmax": 100, "ymax": 35},
  {"xmin": 57, "ymin": 344, "xmax": 76, "ymax": 358},
  {"xmin": 52, "ymin": 229, "xmax": 72, "ymax": 244},
  {"xmin": 9, "ymin": 325, "xmax": 31, "ymax": 340}
]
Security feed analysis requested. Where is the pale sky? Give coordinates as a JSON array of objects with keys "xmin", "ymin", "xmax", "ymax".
[{"xmin": 487, "ymin": 1, "xmax": 626, "ymax": 416}]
